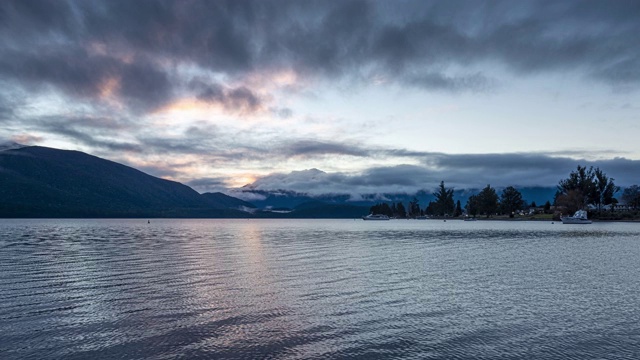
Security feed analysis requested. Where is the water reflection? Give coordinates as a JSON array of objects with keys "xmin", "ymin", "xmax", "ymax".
[{"xmin": 1, "ymin": 219, "xmax": 639, "ymax": 359}]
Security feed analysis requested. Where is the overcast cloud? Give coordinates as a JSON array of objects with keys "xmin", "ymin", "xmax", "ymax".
[
  {"xmin": 233, "ymin": 154, "xmax": 640, "ymax": 196},
  {"xmin": 2, "ymin": 0, "xmax": 639, "ymax": 110},
  {"xmin": 1, "ymin": 0, "xmax": 639, "ymax": 196}
]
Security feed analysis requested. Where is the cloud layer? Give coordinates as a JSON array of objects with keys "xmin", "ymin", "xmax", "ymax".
[
  {"xmin": 2, "ymin": 0, "xmax": 639, "ymax": 114},
  {"xmin": 239, "ymin": 154, "xmax": 640, "ymax": 196},
  {"xmin": 1, "ymin": 1, "xmax": 639, "ymax": 195}
]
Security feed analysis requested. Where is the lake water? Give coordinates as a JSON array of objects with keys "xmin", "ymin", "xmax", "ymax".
[{"xmin": 1, "ymin": 219, "xmax": 639, "ymax": 359}]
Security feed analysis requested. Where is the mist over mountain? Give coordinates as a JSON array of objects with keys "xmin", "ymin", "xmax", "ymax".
[
  {"xmin": 228, "ymin": 166, "xmax": 619, "ymax": 209},
  {"xmin": 229, "ymin": 187, "xmax": 558, "ymax": 211}
]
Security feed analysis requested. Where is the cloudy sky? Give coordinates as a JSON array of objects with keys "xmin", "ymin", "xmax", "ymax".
[{"xmin": 1, "ymin": 0, "xmax": 639, "ymax": 196}]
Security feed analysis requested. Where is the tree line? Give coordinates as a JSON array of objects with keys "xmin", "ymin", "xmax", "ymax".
[
  {"xmin": 369, "ymin": 165, "xmax": 638, "ymax": 219},
  {"xmin": 369, "ymin": 181, "xmax": 534, "ymax": 218}
]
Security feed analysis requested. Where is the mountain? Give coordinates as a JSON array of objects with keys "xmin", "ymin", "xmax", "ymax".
[
  {"xmin": 518, "ymin": 187, "xmax": 558, "ymax": 206},
  {"xmin": 0, "ymin": 146, "xmax": 251, "ymax": 218},
  {"xmin": 201, "ymin": 192, "xmax": 256, "ymax": 210},
  {"xmin": 231, "ymin": 187, "xmax": 557, "ymax": 210},
  {"xmin": 0, "ymin": 142, "xmax": 27, "ymax": 152}
]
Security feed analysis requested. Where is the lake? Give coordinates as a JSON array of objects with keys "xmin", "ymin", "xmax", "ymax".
[{"xmin": 1, "ymin": 219, "xmax": 639, "ymax": 359}]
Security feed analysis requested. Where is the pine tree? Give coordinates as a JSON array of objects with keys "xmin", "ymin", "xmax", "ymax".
[
  {"xmin": 454, "ymin": 200, "xmax": 463, "ymax": 217},
  {"xmin": 396, "ymin": 202, "xmax": 407, "ymax": 218},
  {"xmin": 477, "ymin": 184, "xmax": 499, "ymax": 217},
  {"xmin": 500, "ymin": 186, "xmax": 524, "ymax": 217},
  {"xmin": 433, "ymin": 181, "xmax": 454, "ymax": 216}
]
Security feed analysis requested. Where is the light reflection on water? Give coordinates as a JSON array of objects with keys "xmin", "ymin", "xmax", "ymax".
[{"xmin": 1, "ymin": 219, "xmax": 640, "ymax": 359}]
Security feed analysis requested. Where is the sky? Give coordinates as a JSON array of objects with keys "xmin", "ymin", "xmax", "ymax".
[{"xmin": 1, "ymin": 0, "xmax": 640, "ymax": 197}]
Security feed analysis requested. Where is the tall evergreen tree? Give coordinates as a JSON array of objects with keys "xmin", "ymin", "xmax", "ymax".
[
  {"xmin": 454, "ymin": 200, "xmax": 463, "ymax": 217},
  {"xmin": 477, "ymin": 184, "xmax": 499, "ymax": 217},
  {"xmin": 594, "ymin": 168, "xmax": 619, "ymax": 214},
  {"xmin": 369, "ymin": 203, "xmax": 393, "ymax": 216},
  {"xmin": 425, "ymin": 201, "xmax": 435, "ymax": 216},
  {"xmin": 433, "ymin": 181, "xmax": 455, "ymax": 216},
  {"xmin": 500, "ymin": 186, "xmax": 525, "ymax": 217},
  {"xmin": 408, "ymin": 197, "xmax": 420, "ymax": 218},
  {"xmin": 466, "ymin": 195, "xmax": 479, "ymax": 217},
  {"xmin": 395, "ymin": 202, "xmax": 407, "ymax": 218}
]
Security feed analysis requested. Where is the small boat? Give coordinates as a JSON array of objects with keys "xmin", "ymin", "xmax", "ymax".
[
  {"xmin": 415, "ymin": 215, "xmax": 429, "ymax": 220},
  {"xmin": 362, "ymin": 214, "xmax": 390, "ymax": 221},
  {"xmin": 464, "ymin": 217, "xmax": 477, "ymax": 221},
  {"xmin": 561, "ymin": 210, "xmax": 592, "ymax": 224}
]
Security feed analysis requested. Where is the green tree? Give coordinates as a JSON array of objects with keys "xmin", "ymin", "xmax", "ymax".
[
  {"xmin": 557, "ymin": 165, "xmax": 619, "ymax": 214},
  {"xmin": 477, "ymin": 184, "xmax": 499, "ymax": 217},
  {"xmin": 369, "ymin": 203, "xmax": 393, "ymax": 217},
  {"xmin": 500, "ymin": 186, "xmax": 525, "ymax": 217},
  {"xmin": 433, "ymin": 181, "xmax": 455, "ymax": 216},
  {"xmin": 395, "ymin": 202, "xmax": 406, "ymax": 218},
  {"xmin": 425, "ymin": 201, "xmax": 435, "ymax": 216},
  {"xmin": 557, "ymin": 165, "xmax": 597, "ymax": 210},
  {"xmin": 466, "ymin": 195, "xmax": 479, "ymax": 217},
  {"xmin": 408, "ymin": 197, "xmax": 420, "ymax": 218},
  {"xmin": 557, "ymin": 189, "xmax": 585, "ymax": 214},
  {"xmin": 544, "ymin": 201, "xmax": 551, "ymax": 214},
  {"xmin": 454, "ymin": 200, "xmax": 463, "ymax": 217},
  {"xmin": 593, "ymin": 168, "xmax": 620, "ymax": 214},
  {"xmin": 621, "ymin": 185, "xmax": 640, "ymax": 209}
]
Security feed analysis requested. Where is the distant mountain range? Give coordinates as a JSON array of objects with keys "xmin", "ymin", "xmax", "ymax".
[
  {"xmin": 0, "ymin": 145, "xmax": 558, "ymax": 218},
  {"xmin": 230, "ymin": 187, "xmax": 557, "ymax": 211}
]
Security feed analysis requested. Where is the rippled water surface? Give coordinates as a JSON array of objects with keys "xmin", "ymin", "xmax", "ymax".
[{"xmin": 1, "ymin": 219, "xmax": 640, "ymax": 359}]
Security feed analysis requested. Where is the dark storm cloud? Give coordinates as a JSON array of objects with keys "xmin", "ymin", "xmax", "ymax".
[
  {"xmin": 191, "ymin": 80, "xmax": 263, "ymax": 113},
  {"xmin": 82, "ymin": 0, "xmax": 259, "ymax": 72},
  {"xmin": 2, "ymin": 0, "xmax": 639, "ymax": 115},
  {"xmin": 0, "ymin": 47, "xmax": 173, "ymax": 112},
  {"xmin": 0, "ymin": 1, "xmax": 77, "ymax": 40},
  {"xmin": 424, "ymin": 153, "xmax": 572, "ymax": 172}
]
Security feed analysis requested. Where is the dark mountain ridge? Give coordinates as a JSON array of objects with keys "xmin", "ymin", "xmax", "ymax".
[
  {"xmin": 201, "ymin": 192, "xmax": 256, "ymax": 210},
  {"xmin": 0, "ymin": 146, "xmax": 249, "ymax": 217}
]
